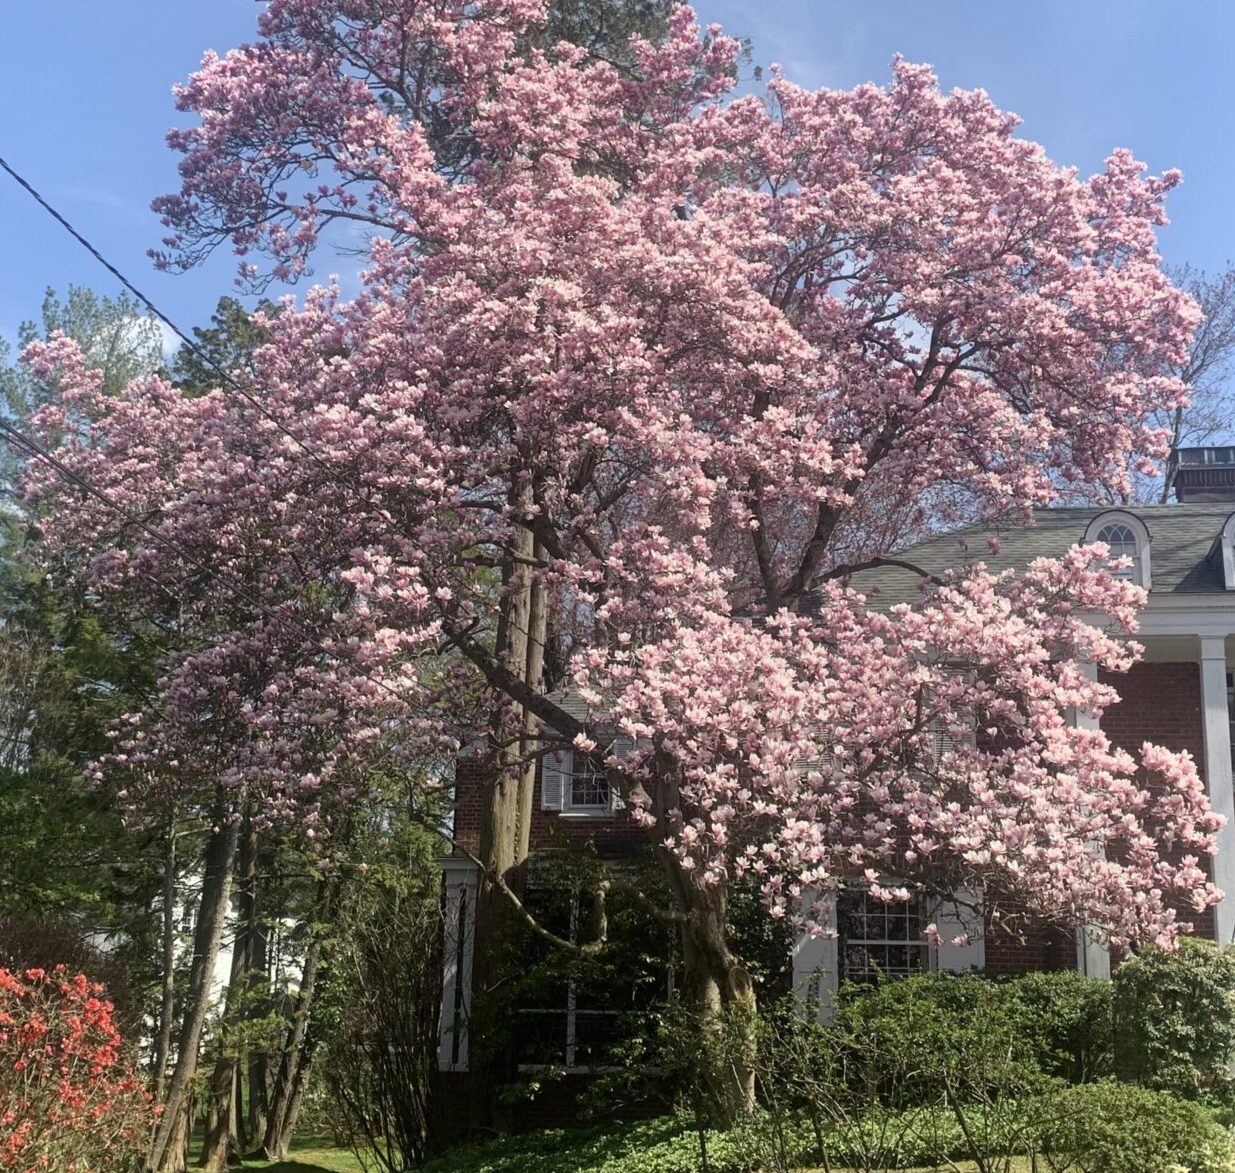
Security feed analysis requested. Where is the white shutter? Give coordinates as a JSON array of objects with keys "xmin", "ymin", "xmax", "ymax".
[
  {"xmin": 541, "ymin": 747, "xmax": 569, "ymax": 811},
  {"xmin": 932, "ymin": 888, "xmax": 985, "ymax": 974},
  {"xmin": 792, "ymin": 890, "xmax": 839, "ymax": 1023}
]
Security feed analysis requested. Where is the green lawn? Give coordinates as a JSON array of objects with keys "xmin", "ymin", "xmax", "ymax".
[{"xmin": 195, "ymin": 1140, "xmax": 365, "ymax": 1173}]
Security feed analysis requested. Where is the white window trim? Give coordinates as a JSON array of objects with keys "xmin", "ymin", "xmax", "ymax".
[
  {"xmin": 1083, "ymin": 510, "xmax": 1151, "ymax": 589},
  {"xmin": 793, "ymin": 886, "xmax": 985, "ymax": 1024},
  {"xmin": 437, "ymin": 858, "xmax": 479, "ymax": 1071},
  {"xmin": 838, "ymin": 888, "xmax": 932, "ymax": 984},
  {"xmin": 927, "ymin": 665, "xmax": 977, "ymax": 764}
]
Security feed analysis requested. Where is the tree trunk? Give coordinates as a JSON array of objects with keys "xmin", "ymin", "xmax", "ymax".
[
  {"xmin": 244, "ymin": 840, "xmax": 271, "ymax": 1149},
  {"xmin": 199, "ymin": 815, "xmax": 258, "ymax": 1171},
  {"xmin": 663, "ymin": 850, "xmax": 758, "ymax": 1125},
  {"xmin": 147, "ymin": 801, "xmax": 240, "ymax": 1173},
  {"xmin": 152, "ymin": 823, "xmax": 177, "ymax": 1102},
  {"xmin": 515, "ymin": 536, "xmax": 548, "ymax": 863},
  {"xmin": 271, "ymin": 1036, "xmax": 315, "ymax": 1159},
  {"xmin": 470, "ymin": 479, "xmax": 546, "ymax": 1124},
  {"xmin": 156, "ymin": 1100, "xmax": 191, "ymax": 1173},
  {"xmin": 1159, "ymin": 405, "xmax": 1185, "ymax": 504},
  {"xmin": 261, "ymin": 879, "xmax": 333, "ymax": 1161}
]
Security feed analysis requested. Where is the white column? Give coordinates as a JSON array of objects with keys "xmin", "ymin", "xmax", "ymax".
[
  {"xmin": 437, "ymin": 857, "xmax": 479, "ymax": 1071},
  {"xmin": 792, "ymin": 891, "xmax": 838, "ymax": 1023},
  {"xmin": 1199, "ymin": 637, "xmax": 1235, "ymax": 946},
  {"xmin": 1074, "ymin": 661, "xmax": 1112, "ymax": 979}
]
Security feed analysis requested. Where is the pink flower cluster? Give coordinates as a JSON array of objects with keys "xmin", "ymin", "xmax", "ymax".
[{"xmin": 22, "ymin": 3, "xmax": 1216, "ymax": 945}]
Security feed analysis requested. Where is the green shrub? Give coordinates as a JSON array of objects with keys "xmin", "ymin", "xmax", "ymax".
[
  {"xmin": 831, "ymin": 973, "xmax": 1066, "ymax": 1107},
  {"xmin": 998, "ymin": 969, "xmax": 1113, "ymax": 1084},
  {"xmin": 1037, "ymin": 1081, "xmax": 1235, "ymax": 1172},
  {"xmin": 419, "ymin": 1116, "xmax": 787, "ymax": 1173},
  {"xmin": 1113, "ymin": 937, "xmax": 1235, "ymax": 1104}
]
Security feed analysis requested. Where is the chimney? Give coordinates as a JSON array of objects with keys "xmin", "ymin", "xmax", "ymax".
[{"xmin": 1172, "ymin": 447, "xmax": 1235, "ymax": 503}]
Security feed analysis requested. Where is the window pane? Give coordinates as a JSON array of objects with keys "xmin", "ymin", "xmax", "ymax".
[
  {"xmin": 514, "ymin": 1010, "xmax": 568, "ymax": 1066},
  {"xmin": 570, "ymin": 757, "xmax": 610, "ymax": 807},
  {"xmin": 572, "ymin": 1011, "xmax": 623, "ymax": 1065},
  {"xmin": 839, "ymin": 889, "xmax": 929, "ymax": 985},
  {"xmin": 1095, "ymin": 523, "xmax": 1137, "ymax": 580}
]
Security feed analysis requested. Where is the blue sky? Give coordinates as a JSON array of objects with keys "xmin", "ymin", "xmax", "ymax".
[{"xmin": 2, "ymin": 1, "xmax": 1233, "ymax": 351}]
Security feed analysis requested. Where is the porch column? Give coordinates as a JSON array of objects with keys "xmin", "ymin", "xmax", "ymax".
[
  {"xmin": 1074, "ymin": 661, "xmax": 1111, "ymax": 979},
  {"xmin": 1199, "ymin": 637, "xmax": 1235, "ymax": 946}
]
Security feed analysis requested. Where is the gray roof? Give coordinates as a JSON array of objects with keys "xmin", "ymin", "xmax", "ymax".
[{"xmin": 845, "ymin": 503, "xmax": 1235, "ymax": 606}]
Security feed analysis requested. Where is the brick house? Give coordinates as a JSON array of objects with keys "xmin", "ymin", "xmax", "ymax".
[{"xmin": 437, "ymin": 447, "xmax": 1235, "ymax": 1084}]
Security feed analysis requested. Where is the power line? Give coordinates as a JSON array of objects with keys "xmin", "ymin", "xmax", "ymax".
[
  {"xmin": 0, "ymin": 154, "xmax": 548, "ymax": 648},
  {"xmin": 0, "ymin": 154, "xmax": 541, "ymax": 712},
  {"xmin": 0, "ymin": 152, "xmax": 401, "ymax": 526}
]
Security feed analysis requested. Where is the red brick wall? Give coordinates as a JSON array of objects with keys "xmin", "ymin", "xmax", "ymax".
[
  {"xmin": 452, "ymin": 750, "xmax": 652, "ymax": 859},
  {"xmin": 983, "ymin": 914, "xmax": 1075, "ymax": 976},
  {"xmin": 1098, "ymin": 661, "xmax": 1216, "ymax": 942},
  {"xmin": 451, "ymin": 659, "xmax": 1218, "ymax": 974}
]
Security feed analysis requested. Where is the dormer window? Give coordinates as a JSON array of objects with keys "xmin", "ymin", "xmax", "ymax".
[
  {"xmin": 1220, "ymin": 513, "xmax": 1235, "ymax": 591},
  {"xmin": 1084, "ymin": 511, "xmax": 1151, "ymax": 589},
  {"xmin": 1095, "ymin": 523, "xmax": 1137, "ymax": 580}
]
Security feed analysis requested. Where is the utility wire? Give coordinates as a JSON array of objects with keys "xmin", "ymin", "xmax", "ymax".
[
  {"xmin": 0, "ymin": 152, "xmax": 546, "ymax": 652},
  {"xmin": 0, "ymin": 154, "xmax": 542, "ymax": 712},
  {"xmin": 0, "ymin": 152, "xmax": 400, "ymax": 519}
]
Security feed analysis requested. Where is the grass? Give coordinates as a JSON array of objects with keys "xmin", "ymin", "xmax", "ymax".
[{"xmin": 190, "ymin": 1138, "xmax": 366, "ymax": 1173}]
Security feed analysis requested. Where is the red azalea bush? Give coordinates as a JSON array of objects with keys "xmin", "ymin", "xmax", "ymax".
[{"xmin": 0, "ymin": 966, "xmax": 155, "ymax": 1172}]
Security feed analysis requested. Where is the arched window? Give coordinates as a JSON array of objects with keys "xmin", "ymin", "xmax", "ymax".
[
  {"xmin": 1220, "ymin": 513, "xmax": 1235, "ymax": 591},
  {"xmin": 1095, "ymin": 523, "xmax": 1138, "ymax": 580},
  {"xmin": 1084, "ymin": 512, "xmax": 1151, "ymax": 589}
]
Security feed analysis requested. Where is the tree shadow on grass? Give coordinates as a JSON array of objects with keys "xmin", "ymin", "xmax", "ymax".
[{"xmin": 259, "ymin": 1164, "xmax": 343, "ymax": 1173}]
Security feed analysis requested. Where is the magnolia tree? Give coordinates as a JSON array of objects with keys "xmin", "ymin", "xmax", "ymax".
[{"xmin": 23, "ymin": 0, "xmax": 1221, "ymax": 1124}]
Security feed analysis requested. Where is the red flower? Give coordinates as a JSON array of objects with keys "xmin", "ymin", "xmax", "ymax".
[{"xmin": 0, "ymin": 968, "xmax": 153, "ymax": 1172}]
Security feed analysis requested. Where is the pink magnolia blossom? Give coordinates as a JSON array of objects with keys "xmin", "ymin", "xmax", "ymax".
[{"xmin": 23, "ymin": 2, "xmax": 1217, "ymax": 948}]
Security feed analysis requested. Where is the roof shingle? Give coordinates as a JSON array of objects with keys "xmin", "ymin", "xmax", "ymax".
[{"xmin": 844, "ymin": 503, "xmax": 1235, "ymax": 606}]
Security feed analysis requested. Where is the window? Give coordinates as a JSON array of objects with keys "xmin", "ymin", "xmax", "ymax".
[
  {"xmin": 513, "ymin": 878, "xmax": 676, "ymax": 1070},
  {"xmin": 540, "ymin": 738, "xmax": 633, "ymax": 815},
  {"xmin": 926, "ymin": 666, "xmax": 976, "ymax": 764},
  {"xmin": 568, "ymin": 754, "xmax": 610, "ymax": 810},
  {"xmin": 1083, "ymin": 512, "xmax": 1151, "ymax": 589},
  {"xmin": 838, "ymin": 889, "xmax": 929, "ymax": 984},
  {"xmin": 1220, "ymin": 513, "xmax": 1235, "ymax": 591},
  {"xmin": 1095, "ymin": 523, "xmax": 1137, "ymax": 580}
]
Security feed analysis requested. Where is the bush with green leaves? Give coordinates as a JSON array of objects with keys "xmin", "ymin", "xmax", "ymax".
[
  {"xmin": 998, "ymin": 969, "xmax": 1113, "ymax": 1084},
  {"xmin": 1037, "ymin": 1081, "xmax": 1235, "ymax": 1173},
  {"xmin": 828, "ymin": 972, "xmax": 1084, "ymax": 1107},
  {"xmin": 1113, "ymin": 936, "xmax": 1235, "ymax": 1104}
]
